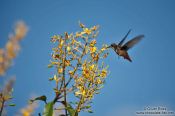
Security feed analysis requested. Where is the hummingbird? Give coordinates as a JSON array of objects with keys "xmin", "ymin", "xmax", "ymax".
[{"xmin": 108, "ymin": 29, "xmax": 144, "ymax": 62}]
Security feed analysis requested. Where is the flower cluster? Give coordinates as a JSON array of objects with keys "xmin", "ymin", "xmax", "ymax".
[
  {"xmin": 48, "ymin": 22, "xmax": 109, "ymax": 114},
  {"xmin": 0, "ymin": 78, "xmax": 15, "ymax": 115},
  {"xmin": 19, "ymin": 101, "xmax": 38, "ymax": 116},
  {"xmin": 0, "ymin": 21, "xmax": 28, "ymax": 76}
]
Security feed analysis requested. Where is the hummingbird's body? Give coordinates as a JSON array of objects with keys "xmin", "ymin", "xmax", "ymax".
[
  {"xmin": 111, "ymin": 43, "xmax": 132, "ymax": 62},
  {"xmin": 109, "ymin": 29, "xmax": 144, "ymax": 62}
]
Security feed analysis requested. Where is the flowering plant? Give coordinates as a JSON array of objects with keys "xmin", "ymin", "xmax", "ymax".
[{"xmin": 31, "ymin": 22, "xmax": 110, "ymax": 116}]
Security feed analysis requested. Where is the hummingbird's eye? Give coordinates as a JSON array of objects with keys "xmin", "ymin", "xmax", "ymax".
[{"xmin": 111, "ymin": 43, "xmax": 115, "ymax": 47}]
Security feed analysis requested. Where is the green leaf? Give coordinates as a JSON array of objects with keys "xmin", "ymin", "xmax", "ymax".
[
  {"xmin": 66, "ymin": 103, "xmax": 76, "ymax": 116},
  {"xmin": 43, "ymin": 101, "xmax": 54, "ymax": 116},
  {"xmin": 9, "ymin": 103, "xmax": 16, "ymax": 106},
  {"xmin": 83, "ymin": 105, "xmax": 91, "ymax": 109},
  {"xmin": 49, "ymin": 77, "xmax": 54, "ymax": 81},
  {"xmin": 88, "ymin": 110, "xmax": 93, "ymax": 113},
  {"xmin": 30, "ymin": 95, "xmax": 47, "ymax": 103}
]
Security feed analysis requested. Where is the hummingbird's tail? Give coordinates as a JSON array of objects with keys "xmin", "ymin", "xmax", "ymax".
[{"xmin": 124, "ymin": 53, "xmax": 132, "ymax": 62}]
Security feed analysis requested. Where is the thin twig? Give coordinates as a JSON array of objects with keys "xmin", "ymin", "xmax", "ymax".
[{"xmin": 65, "ymin": 41, "xmax": 88, "ymax": 88}]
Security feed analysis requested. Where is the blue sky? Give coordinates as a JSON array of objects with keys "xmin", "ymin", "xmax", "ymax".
[{"xmin": 1, "ymin": 0, "xmax": 175, "ymax": 115}]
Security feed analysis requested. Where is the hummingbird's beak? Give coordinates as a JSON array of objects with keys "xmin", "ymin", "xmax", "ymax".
[{"xmin": 106, "ymin": 45, "xmax": 111, "ymax": 49}]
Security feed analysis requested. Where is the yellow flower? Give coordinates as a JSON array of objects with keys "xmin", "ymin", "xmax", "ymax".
[
  {"xmin": 75, "ymin": 86, "xmax": 86, "ymax": 97},
  {"xmin": 52, "ymin": 54, "xmax": 60, "ymax": 59},
  {"xmin": 51, "ymin": 35, "xmax": 58, "ymax": 40},
  {"xmin": 71, "ymin": 39, "xmax": 76, "ymax": 44},
  {"xmin": 90, "ymin": 39, "xmax": 96, "ymax": 47},
  {"xmin": 101, "ymin": 47, "xmax": 107, "ymax": 51},
  {"xmin": 58, "ymin": 39, "xmax": 64, "ymax": 49},
  {"xmin": 80, "ymin": 31, "xmax": 86, "ymax": 35},
  {"xmin": 0, "ymin": 55, "xmax": 4, "ymax": 63},
  {"xmin": 83, "ymin": 28, "xmax": 91, "ymax": 35},
  {"xmin": 60, "ymin": 39, "xmax": 64, "ymax": 46},
  {"xmin": 69, "ymin": 70, "xmax": 74, "ymax": 76},
  {"xmin": 82, "ymin": 90, "xmax": 86, "ymax": 96},
  {"xmin": 67, "ymin": 46, "xmax": 71, "ymax": 52},
  {"xmin": 15, "ymin": 21, "xmax": 28, "ymax": 40},
  {"xmin": 20, "ymin": 102, "xmax": 38, "ymax": 116},
  {"xmin": 82, "ymin": 63, "xmax": 92, "ymax": 78},
  {"xmin": 51, "ymin": 61, "xmax": 59, "ymax": 65},
  {"xmin": 52, "ymin": 35, "xmax": 58, "ymax": 39},
  {"xmin": 51, "ymin": 35, "xmax": 58, "ymax": 42},
  {"xmin": 91, "ymin": 26, "xmax": 98, "ymax": 31},
  {"xmin": 100, "ymin": 69, "xmax": 107, "ymax": 78},
  {"xmin": 83, "ymin": 68, "xmax": 90, "ymax": 78},
  {"xmin": 53, "ymin": 75, "xmax": 60, "ymax": 84},
  {"xmin": 75, "ymin": 91, "xmax": 81, "ymax": 96},
  {"xmin": 53, "ymin": 75, "xmax": 57, "ymax": 80},
  {"xmin": 96, "ymin": 78, "xmax": 102, "ymax": 84},
  {"xmin": 91, "ymin": 54, "xmax": 99, "ymax": 61},
  {"xmin": 90, "ymin": 47, "xmax": 97, "ymax": 53},
  {"xmin": 21, "ymin": 109, "xmax": 30, "ymax": 116},
  {"xmin": 75, "ymin": 32, "xmax": 82, "ymax": 37},
  {"xmin": 87, "ymin": 90, "xmax": 94, "ymax": 100},
  {"xmin": 58, "ymin": 68, "xmax": 63, "ymax": 74},
  {"xmin": 89, "ymin": 64, "xmax": 95, "ymax": 70},
  {"xmin": 6, "ymin": 41, "xmax": 17, "ymax": 59}
]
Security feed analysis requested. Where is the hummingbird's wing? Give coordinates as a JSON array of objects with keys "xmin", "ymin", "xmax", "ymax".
[
  {"xmin": 121, "ymin": 35, "xmax": 144, "ymax": 51},
  {"xmin": 118, "ymin": 29, "xmax": 132, "ymax": 46}
]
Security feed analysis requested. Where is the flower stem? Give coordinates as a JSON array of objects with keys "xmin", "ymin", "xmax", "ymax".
[
  {"xmin": 0, "ymin": 98, "xmax": 5, "ymax": 116},
  {"xmin": 63, "ymin": 42, "xmax": 68, "ymax": 116},
  {"xmin": 74, "ymin": 95, "xmax": 84, "ymax": 116}
]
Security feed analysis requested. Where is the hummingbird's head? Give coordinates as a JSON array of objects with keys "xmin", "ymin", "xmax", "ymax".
[{"xmin": 107, "ymin": 43, "xmax": 118, "ymax": 51}]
